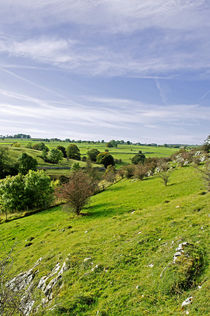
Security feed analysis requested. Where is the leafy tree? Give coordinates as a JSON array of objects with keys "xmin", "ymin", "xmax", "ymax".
[
  {"xmin": 66, "ymin": 144, "xmax": 81, "ymax": 160},
  {"xmin": 47, "ymin": 149, "xmax": 63, "ymax": 164},
  {"xmin": 56, "ymin": 170, "xmax": 94, "ymax": 215},
  {"xmin": 0, "ymin": 174, "xmax": 25, "ymax": 219},
  {"xmin": 106, "ymin": 140, "xmax": 117, "ymax": 148},
  {"xmin": 0, "ymin": 171, "xmax": 53, "ymax": 219},
  {"xmin": 18, "ymin": 153, "xmax": 38, "ymax": 175},
  {"xmin": 87, "ymin": 148, "xmax": 100, "ymax": 162},
  {"xmin": 24, "ymin": 170, "xmax": 54, "ymax": 209},
  {"xmin": 32, "ymin": 142, "xmax": 49, "ymax": 152},
  {"xmin": 57, "ymin": 146, "xmax": 67, "ymax": 158},
  {"xmin": 131, "ymin": 151, "xmax": 146, "ymax": 165},
  {"xmin": 72, "ymin": 162, "xmax": 80, "ymax": 172},
  {"xmin": 96, "ymin": 152, "xmax": 115, "ymax": 168},
  {"xmin": 0, "ymin": 147, "xmax": 10, "ymax": 179}
]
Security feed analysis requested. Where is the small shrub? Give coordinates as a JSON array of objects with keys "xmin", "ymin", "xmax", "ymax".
[
  {"xmin": 131, "ymin": 151, "xmax": 145, "ymax": 165},
  {"xmin": 134, "ymin": 164, "xmax": 148, "ymax": 180},
  {"xmin": 96, "ymin": 152, "xmax": 115, "ymax": 168},
  {"xmin": 104, "ymin": 165, "xmax": 116, "ymax": 183},
  {"xmin": 56, "ymin": 170, "xmax": 95, "ymax": 215}
]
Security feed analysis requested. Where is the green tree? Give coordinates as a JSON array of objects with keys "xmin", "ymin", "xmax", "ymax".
[
  {"xmin": 106, "ymin": 140, "xmax": 117, "ymax": 148},
  {"xmin": 66, "ymin": 144, "xmax": 81, "ymax": 160},
  {"xmin": 0, "ymin": 174, "xmax": 25, "ymax": 219},
  {"xmin": 87, "ymin": 148, "xmax": 100, "ymax": 162},
  {"xmin": 24, "ymin": 170, "xmax": 54, "ymax": 209},
  {"xmin": 131, "ymin": 151, "xmax": 146, "ymax": 165},
  {"xmin": 18, "ymin": 153, "xmax": 38, "ymax": 175},
  {"xmin": 57, "ymin": 146, "xmax": 67, "ymax": 158},
  {"xmin": 96, "ymin": 152, "xmax": 115, "ymax": 168},
  {"xmin": 32, "ymin": 142, "xmax": 49, "ymax": 151},
  {"xmin": 47, "ymin": 149, "xmax": 63, "ymax": 164},
  {"xmin": 0, "ymin": 171, "xmax": 54, "ymax": 220},
  {"xmin": 0, "ymin": 147, "xmax": 10, "ymax": 178}
]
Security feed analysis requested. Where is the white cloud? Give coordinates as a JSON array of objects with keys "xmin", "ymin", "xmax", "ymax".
[{"xmin": 0, "ymin": 0, "xmax": 209, "ymax": 32}]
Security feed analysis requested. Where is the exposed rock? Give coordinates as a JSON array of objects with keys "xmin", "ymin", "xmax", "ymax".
[
  {"xmin": 6, "ymin": 258, "xmax": 42, "ymax": 315},
  {"xmin": 181, "ymin": 296, "xmax": 193, "ymax": 308},
  {"xmin": 39, "ymin": 261, "xmax": 68, "ymax": 304},
  {"xmin": 148, "ymin": 264, "xmax": 154, "ymax": 268},
  {"xmin": 83, "ymin": 257, "xmax": 92, "ymax": 263}
]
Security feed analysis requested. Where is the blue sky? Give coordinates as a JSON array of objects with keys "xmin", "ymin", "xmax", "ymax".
[{"xmin": 0, "ymin": 0, "xmax": 210, "ymax": 144}]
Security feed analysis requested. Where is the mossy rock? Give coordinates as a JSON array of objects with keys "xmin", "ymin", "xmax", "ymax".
[{"xmin": 160, "ymin": 243, "xmax": 205, "ymax": 294}]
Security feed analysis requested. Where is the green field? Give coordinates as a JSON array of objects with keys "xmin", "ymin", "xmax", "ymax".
[
  {"xmin": 1, "ymin": 165, "xmax": 209, "ymax": 315},
  {"xmin": 0, "ymin": 139, "xmax": 178, "ymax": 176}
]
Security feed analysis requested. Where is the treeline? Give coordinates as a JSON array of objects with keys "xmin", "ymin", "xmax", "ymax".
[{"xmin": 0, "ymin": 134, "xmax": 192, "ymax": 147}]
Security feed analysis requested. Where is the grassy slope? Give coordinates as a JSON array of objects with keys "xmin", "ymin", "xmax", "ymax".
[
  {"xmin": 0, "ymin": 166, "xmax": 209, "ymax": 315},
  {"xmin": 0, "ymin": 140, "xmax": 178, "ymax": 162}
]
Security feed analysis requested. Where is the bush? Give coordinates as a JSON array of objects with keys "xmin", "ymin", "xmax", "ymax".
[
  {"xmin": 57, "ymin": 146, "xmax": 67, "ymax": 158},
  {"xmin": 0, "ymin": 147, "xmax": 14, "ymax": 179},
  {"xmin": 96, "ymin": 152, "xmax": 115, "ymax": 168},
  {"xmin": 120, "ymin": 165, "xmax": 135, "ymax": 179},
  {"xmin": 104, "ymin": 165, "xmax": 116, "ymax": 183},
  {"xmin": 24, "ymin": 170, "xmax": 54, "ymax": 209},
  {"xmin": 131, "ymin": 151, "xmax": 145, "ymax": 165},
  {"xmin": 134, "ymin": 164, "xmax": 148, "ymax": 180},
  {"xmin": 47, "ymin": 149, "xmax": 63, "ymax": 164},
  {"xmin": 66, "ymin": 144, "xmax": 81, "ymax": 160},
  {"xmin": 56, "ymin": 170, "xmax": 95, "ymax": 215},
  {"xmin": 0, "ymin": 171, "xmax": 54, "ymax": 219},
  {"xmin": 87, "ymin": 149, "xmax": 100, "ymax": 162},
  {"xmin": 159, "ymin": 171, "xmax": 171, "ymax": 186},
  {"xmin": 18, "ymin": 153, "xmax": 38, "ymax": 174},
  {"xmin": 32, "ymin": 142, "xmax": 49, "ymax": 152}
]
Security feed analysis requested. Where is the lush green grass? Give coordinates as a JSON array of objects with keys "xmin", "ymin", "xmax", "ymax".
[
  {"xmin": 0, "ymin": 166, "xmax": 209, "ymax": 315},
  {"xmin": 0, "ymin": 139, "xmax": 178, "ymax": 162},
  {"xmin": 0, "ymin": 139, "xmax": 178, "ymax": 176}
]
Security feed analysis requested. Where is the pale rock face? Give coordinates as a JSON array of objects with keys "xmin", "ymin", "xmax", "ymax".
[
  {"xmin": 5, "ymin": 257, "xmax": 69, "ymax": 315},
  {"xmin": 181, "ymin": 296, "xmax": 193, "ymax": 308}
]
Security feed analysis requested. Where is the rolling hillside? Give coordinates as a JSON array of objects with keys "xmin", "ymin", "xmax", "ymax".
[{"xmin": 0, "ymin": 166, "xmax": 209, "ymax": 315}]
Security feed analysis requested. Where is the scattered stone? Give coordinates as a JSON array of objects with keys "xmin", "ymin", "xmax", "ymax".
[
  {"xmin": 181, "ymin": 296, "xmax": 193, "ymax": 308},
  {"xmin": 136, "ymin": 285, "xmax": 139, "ymax": 289},
  {"xmin": 138, "ymin": 231, "xmax": 142, "ymax": 235},
  {"xmin": 91, "ymin": 264, "xmax": 99, "ymax": 272},
  {"xmin": 198, "ymin": 285, "xmax": 202, "ymax": 290},
  {"xmin": 148, "ymin": 264, "xmax": 154, "ymax": 268},
  {"xmin": 176, "ymin": 205, "xmax": 180, "ymax": 208},
  {"xmin": 84, "ymin": 257, "xmax": 92, "ymax": 263},
  {"xmin": 172, "ymin": 242, "xmax": 190, "ymax": 263},
  {"xmin": 85, "ymin": 230, "xmax": 88, "ymax": 234},
  {"xmin": 186, "ymin": 311, "xmax": 189, "ymax": 315}
]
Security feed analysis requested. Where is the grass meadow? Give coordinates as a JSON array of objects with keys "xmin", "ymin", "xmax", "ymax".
[{"xmin": 0, "ymin": 165, "xmax": 209, "ymax": 315}]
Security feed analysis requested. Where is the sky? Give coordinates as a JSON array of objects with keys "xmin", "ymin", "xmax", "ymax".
[{"xmin": 0, "ymin": 0, "xmax": 210, "ymax": 144}]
